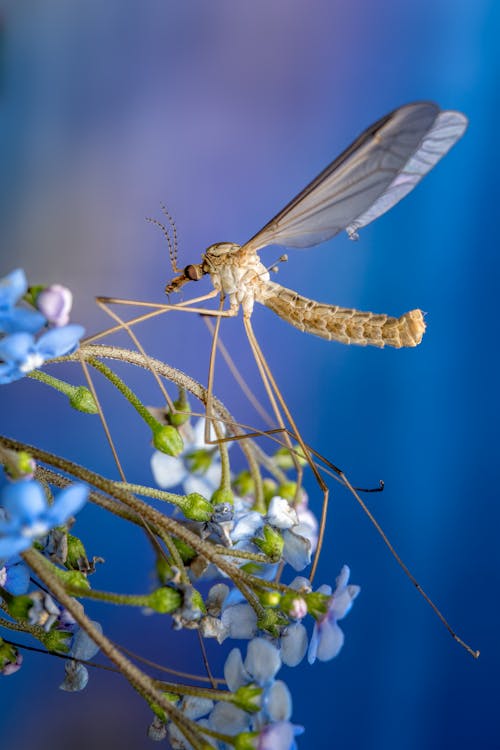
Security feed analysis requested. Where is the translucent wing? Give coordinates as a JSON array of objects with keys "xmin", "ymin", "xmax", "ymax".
[{"xmin": 241, "ymin": 103, "xmax": 468, "ymax": 253}]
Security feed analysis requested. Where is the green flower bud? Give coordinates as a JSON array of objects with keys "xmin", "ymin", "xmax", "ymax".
[
  {"xmin": 149, "ymin": 692, "xmax": 179, "ymax": 722},
  {"xmin": 211, "ymin": 487, "xmax": 234, "ymax": 507},
  {"xmin": 147, "ymin": 587, "xmax": 182, "ymax": 614},
  {"xmin": 65, "ymin": 534, "xmax": 88, "ymax": 571},
  {"xmin": 57, "ymin": 569, "xmax": 91, "ymax": 592},
  {"xmin": 252, "ymin": 525, "xmax": 284, "ymax": 562},
  {"xmin": 188, "ymin": 587, "xmax": 206, "ymax": 615},
  {"xmin": 232, "ymin": 684, "xmax": 263, "ymax": 713},
  {"xmin": 43, "ymin": 628, "xmax": 72, "ymax": 653},
  {"xmin": 24, "ymin": 284, "xmax": 44, "ymax": 307},
  {"xmin": 262, "ymin": 478, "xmax": 278, "ymax": 504},
  {"xmin": 233, "ymin": 470, "xmax": 254, "ymax": 497},
  {"xmin": 234, "ymin": 732, "xmax": 259, "ymax": 750},
  {"xmin": 273, "ymin": 444, "xmax": 307, "ymax": 469},
  {"xmin": 305, "ymin": 591, "xmax": 331, "ymax": 619},
  {"xmin": 167, "ymin": 389, "xmax": 191, "ymax": 427},
  {"xmin": 185, "ymin": 449, "xmax": 212, "ymax": 474},
  {"xmin": 172, "ymin": 538, "xmax": 197, "ymax": 563},
  {"xmin": 1, "ymin": 448, "xmax": 36, "ymax": 480},
  {"xmin": 5, "ymin": 594, "xmax": 34, "ymax": 621},
  {"xmin": 0, "ymin": 638, "xmax": 22, "ymax": 673},
  {"xmin": 69, "ymin": 386, "xmax": 99, "ymax": 414},
  {"xmin": 153, "ymin": 425, "xmax": 184, "ymax": 456},
  {"xmin": 276, "ymin": 481, "xmax": 298, "ymax": 503},
  {"xmin": 156, "ymin": 555, "xmax": 174, "ymax": 585},
  {"xmin": 180, "ymin": 492, "xmax": 213, "ymax": 522},
  {"xmin": 257, "ymin": 607, "xmax": 288, "ymax": 637},
  {"xmin": 258, "ymin": 590, "xmax": 281, "ymax": 608}
]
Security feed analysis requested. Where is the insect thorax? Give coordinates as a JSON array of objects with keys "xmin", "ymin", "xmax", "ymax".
[{"xmin": 203, "ymin": 242, "xmax": 270, "ymax": 316}]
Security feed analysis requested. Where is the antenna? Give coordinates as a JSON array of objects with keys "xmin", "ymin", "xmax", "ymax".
[{"xmin": 145, "ymin": 204, "xmax": 181, "ymax": 273}]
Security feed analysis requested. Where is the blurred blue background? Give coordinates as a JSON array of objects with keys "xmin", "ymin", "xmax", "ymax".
[{"xmin": 0, "ymin": 2, "xmax": 498, "ymax": 748}]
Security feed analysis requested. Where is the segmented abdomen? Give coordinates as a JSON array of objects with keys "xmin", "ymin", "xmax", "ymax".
[{"xmin": 256, "ymin": 281, "xmax": 425, "ymax": 348}]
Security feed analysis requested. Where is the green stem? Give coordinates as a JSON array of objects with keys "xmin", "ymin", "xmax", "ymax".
[
  {"xmin": 86, "ymin": 357, "xmax": 162, "ymax": 431},
  {"xmin": 28, "ymin": 369, "xmax": 77, "ymax": 397},
  {"xmin": 114, "ymin": 481, "xmax": 188, "ymax": 508}
]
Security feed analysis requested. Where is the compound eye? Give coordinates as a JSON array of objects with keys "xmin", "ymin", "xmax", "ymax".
[{"xmin": 184, "ymin": 264, "xmax": 201, "ymax": 281}]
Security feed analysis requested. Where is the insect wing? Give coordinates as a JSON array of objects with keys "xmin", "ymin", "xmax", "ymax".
[
  {"xmin": 242, "ymin": 103, "xmax": 467, "ymax": 253},
  {"xmin": 346, "ymin": 110, "xmax": 467, "ymax": 237}
]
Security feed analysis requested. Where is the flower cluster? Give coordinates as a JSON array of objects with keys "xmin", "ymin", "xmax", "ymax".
[{"xmin": 0, "ymin": 269, "xmax": 84, "ymax": 383}]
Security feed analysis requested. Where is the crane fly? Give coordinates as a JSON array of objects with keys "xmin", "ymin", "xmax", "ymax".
[
  {"xmin": 86, "ymin": 102, "xmax": 478, "ymax": 656},
  {"xmin": 165, "ymin": 101, "xmax": 467, "ymax": 349}
]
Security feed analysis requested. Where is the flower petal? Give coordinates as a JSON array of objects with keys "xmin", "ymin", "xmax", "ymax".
[
  {"xmin": 267, "ymin": 496, "xmax": 298, "ymax": 529},
  {"xmin": 282, "ymin": 528, "xmax": 311, "ymax": 571},
  {"xmin": 209, "ymin": 702, "xmax": 249, "ymax": 735},
  {"xmin": 244, "ymin": 638, "xmax": 281, "ymax": 686},
  {"xmin": 221, "ymin": 603, "xmax": 258, "ymax": 641},
  {"xmin": 151, "ymin": 451, "xmax": 186, "ymax": 489},
  {"xmin": 280, "ymin": 623, "xmax": 308, "ymax": 667},
  {"xmin": 308, "ymin": 620, "xmax": 345, "ymax": 663},
  {"xmin": 45, "ymin": 484, "xmax": 88, "ymax": 526},
  {"xmin": 180, "ymin": 696, "xmax": 214, "ymax": 720},
  {"xmin": 0, "ymin": 269, "xmax": 27, "ymax": 307},
  {"xmin": 59, "ymin": 661, "xmax": 89, "ymax": 692},
  {"xmin": 36, "ymin": 324, "xmax": 84, "ymax": 358},
  {"xmin": 0, "ymin": 307, "xmax": 46, "ymax": 334},
  {"xmin": 231, "ymin": 511, "xmax": 264, "ymax": 543},
  {"xmin": 70, "ymin": 622, "xmax": 102, "ymax": 660},
  {"xmin": 224, "ymin": 647, "xmax": 250, "ymax": 692},
  {"xmin": 3, "ymin": 560, "xmax": 30, "ymax": 595},
  {"xmin": 2, "ymin": 480, "xmax": 47, "ymax": 521},
  {"xmin": 265, "ymin": 679, "xmax": 293, "ymax": 722},
  {"xmin": 0, "ymin": 332, "xmax": 34, "ymax": 364},
  {"xmin": 0, "ymin": 534, "xmax": 30, "ymax": 558}
]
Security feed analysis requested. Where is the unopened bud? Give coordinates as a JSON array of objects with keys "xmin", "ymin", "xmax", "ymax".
[
  {"xmin": 180, "ymin": 492, "xmax": 213, "ymax": 522},
  {"xmin": 210, "ymin": 487, "xmax": 234, "ymax": 507},
  {"xmin": 280, "ymin": 591, "xmax": 308, "ymax": 619},
  {"xmin": 69, "ymin": 386, "xmax": 98, "ymax": 414},
  {"xmin": 258, "ymin": 590, "xmax": 281, "ymax": 608},
  {"xmin": 153, "ymin": 425, "xmax": 184, "ymax": 456},
  {"xmin": 233, "ymin": 470, "xmax": 254, "ymax": 497},
  {"xmin": 305, "ymin": 591, "xmax": 330, "ymax": 619},
  {"xmin": 35, "ymin": 284, "xmax": 73, "ymax": 326},
  {"xmin": 167, "ymin": 389, "xmax": 191, "ymax": 427},
  {"xmin": 253, "ymin": 525, "xmax": 283, "ymax": 562},
  {"xmin": 232, "ymin": 684, "xmax": 263, "ymax": 713},
  {"xmin": 147, "ymin": 586, "xmax": 182, "ymax": 614},
  {"xmin": 257, "ymin": 606, "xmax": 288, "ymax": 637}
]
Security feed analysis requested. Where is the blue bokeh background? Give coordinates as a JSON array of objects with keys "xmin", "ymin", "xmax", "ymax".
[{"xmin": 1, "ymin": 2, "xmax": 498, "ymax": 749}]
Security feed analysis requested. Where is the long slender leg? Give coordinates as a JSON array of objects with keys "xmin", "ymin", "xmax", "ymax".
[
  {"xmin": 84, "ymin": 290, "xmax": 222, "ymax": 344},
  {"xmin": 204, "ymin": 296, "xmax": 226, "ymax": 445},
  {"xmin": 243, "ymin": 316, "xmax": 328, "ymax": 582},
  {"xmin": 202, "ymin": 316, "xmax": 275, "ymax": 427}
]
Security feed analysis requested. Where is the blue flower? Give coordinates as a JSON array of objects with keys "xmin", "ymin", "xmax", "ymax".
[
  {"xmin": 0, "ymin": 480, "xmax": 88, "ymax": 558},
  {"xmin": 0, "ymin": 324, "xmax": 84, "ymax": 384},
  {"xmin": 307, "ymin": 565, "xmax": 360, "ymax": 664},
  {"xmin": 0, "ymin": 555, "xmax": 30, "ymax": 595},
  {"xmin": 0, "ymin": 269, "xmax": 46, "ymax": 334},
  {"xmin": 210, "ymin": 638, "xmax": 293, "ymax": 740},
  {"xmin": 60, "ymin": 621, "xmax": 103, "ymax": 692}
]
